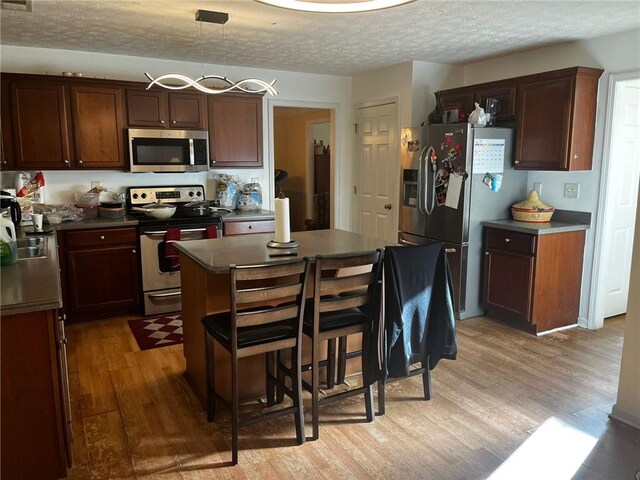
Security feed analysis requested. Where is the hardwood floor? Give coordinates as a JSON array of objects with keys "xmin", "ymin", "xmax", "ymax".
[{"xmin": 65, "ymin": 315, "xmax": 639, "ymax": 479}]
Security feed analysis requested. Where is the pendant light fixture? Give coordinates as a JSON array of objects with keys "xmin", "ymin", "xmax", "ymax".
[
  {"xmin": 255, "ymin": 0, "xmax": 414, "ymax": 13},
  {"xmin": 145, "ymin": 10, "xmax": 278, "ymax": 96}
]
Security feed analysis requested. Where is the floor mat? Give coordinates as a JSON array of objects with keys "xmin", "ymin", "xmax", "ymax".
[{"xmin": 127, "ymin": 313, "xmax": 183, "ymax": 351}]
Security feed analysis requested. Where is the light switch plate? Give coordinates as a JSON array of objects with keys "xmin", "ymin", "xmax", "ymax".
[{"xmin": 564, "ymin": 183, "xmax": 580, "ymax": 199}]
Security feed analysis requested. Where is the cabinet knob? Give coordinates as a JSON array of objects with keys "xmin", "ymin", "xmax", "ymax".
[
  {"xmin": 100, "ymin": 235, "xmax": 105, "ymax": 240},
  {"xmin": 132, "ymin": 249, "xmax": 136, "ymax": 254},
  {"xmin": 514, "ymin": 160, "xmax": 520, "ymax": 164},
  {"xmin": 212, "ymin": 160, "xmax": 216, "ymax": 164},
  {"xmin": 172, "ymin": 120, "xmax": 176, "ymax": 124},
  {"xmin": 64, "ymin": 159, "xmax": 69, "ymax": 164},
  {"xmin": 485, "ymin": 252, "xmax": 489, "ymax": 256},
  {"xmin": 248, "ymin": 225, "xmax": 253, "ymax": 229},
  {"xmin": 384, "ymin": 203, "xmax": 392, "ymax": 210},
  {"xmin": 2, "ymin": 160, "xmax": 6, "ymax": 165},
  {"xmin": 504, "ymin": 238, "xmax": 510, "ymax": 243},
  {"xmin": 78, "ymin": 160, "xmax": 83, "ymax": 164},
  {"xmin": 574, "ymin": 154, "xmax": 578, "ymax": 159},
  {"xmin": 160, "ymin": 120, "xmax": 165, "ymax": 124}
]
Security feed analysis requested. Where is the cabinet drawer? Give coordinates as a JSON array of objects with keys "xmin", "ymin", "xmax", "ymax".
[
  {"xmin": 223, "ymin": 220, "xmax": 275, "ymax": 236},
  {"xmin": 64, "ymin": 227, "xmax": 137, "ymax": 248},
  {"xmin": 485, "ymin": 228, "xmax": 536, "ymax": 256}
]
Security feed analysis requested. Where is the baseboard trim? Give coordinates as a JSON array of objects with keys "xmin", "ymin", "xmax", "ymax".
[{"xmin": 610, "ymin": 404, "xmax": 640, "ymax": 430}]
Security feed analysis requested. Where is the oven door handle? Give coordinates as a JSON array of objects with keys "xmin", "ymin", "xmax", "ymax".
[
  {"xmin": 143, "ymin": 228, "xmax": 208, "ymax": 236},
  {"xmin": 148, "ymin": 291, "xmax": 182, "ymax": 298}
]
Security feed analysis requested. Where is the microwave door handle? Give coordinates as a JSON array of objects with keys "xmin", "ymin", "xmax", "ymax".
[
  {"xmin": 417, "ymin": 146, "xmax": 428, "ymax": 216},
  {"xmin": 189, "ymin": 139, "xmax": 195, "ymax": 165}
]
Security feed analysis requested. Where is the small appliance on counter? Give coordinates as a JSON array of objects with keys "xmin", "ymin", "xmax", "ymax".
[
  {"xmin": 0, "ymin": 190, "xmax": 22, "ymax": 227},
  {"xmin": 511, "ymin": 190, "xmax": 555, "ymax": 222}
]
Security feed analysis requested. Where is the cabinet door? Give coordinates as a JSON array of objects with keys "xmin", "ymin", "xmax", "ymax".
[
  {"xmin": 1, "ymin": 80, "xmax": 15, "ymax": 170},
  {"xmin": 515, "ymin": 77, "xmax": 573, "ymax": 170},
  {"xmin": 64, "ymin": 245, "xmax": 141, "ymax": 319},
  {"xmin": 440, "ymin": 88, "xmax": 475, "ymax": 118},
  {"xmin": 126, "ymin": 90, "xmax": 168, "ymax": 127},
  {"xmin": 168, "ymin": 92, "xmax": 206, "ymax": 129},
  {"xmin": 208, "ymin": 95, "xmax": 263, "ymax": 167},
  {"xmin": 473, "ymin": 83, "xmax": 517, "ymax": 120},
  {"xmin": 70, "ymin": 85, "xmax": 125, "ymax": 168},
  {"xmin": 484, "ymin": 249, "xmax": 534, "ymax": 323},
  {"xmin": 11, "ymin": 82, "xmax": 72, "ymax": 169}
]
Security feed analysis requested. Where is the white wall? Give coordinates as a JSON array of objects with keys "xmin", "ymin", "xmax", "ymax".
[
  {"xmin": 462, "ymin": 28, "xmax": 640, "ymax": 327},
  {"xmin": 611, "ymin": 193, "xmax": 640, "ymax": 429},
  {"xmin": 411, "ymin": 61, "xmax": 464, "ymax": 127},
  {"xmin": 0, "ymin": 45, "xmax": 352, "ymax": 226}
]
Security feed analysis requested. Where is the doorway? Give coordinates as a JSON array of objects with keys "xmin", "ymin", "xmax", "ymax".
[
  {"xmin": 590, "ymin": 72, "xmax": 640, "ymax": 329},
  {"xmin": 273, "ymin": 107, "xmax": 332, "ymax": 232}
]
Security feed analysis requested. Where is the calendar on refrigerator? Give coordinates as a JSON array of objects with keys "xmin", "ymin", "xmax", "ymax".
[{"xmin": 472, "ymin": 138, "xmax": 505, "ymax": 173}]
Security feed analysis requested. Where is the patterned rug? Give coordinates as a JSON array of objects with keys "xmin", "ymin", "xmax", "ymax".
[{"xmin": 128, "ymin": 314, "xmax": 183, "ymax": 351}]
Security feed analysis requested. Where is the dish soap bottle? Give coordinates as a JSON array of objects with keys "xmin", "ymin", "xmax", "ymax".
[{"xmin": 0, "ymin": 212, "xmax": 18, "ymax": 266}]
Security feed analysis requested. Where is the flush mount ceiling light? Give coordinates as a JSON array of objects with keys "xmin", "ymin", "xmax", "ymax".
[
  {"xmin": 145, "ymin": 10, "xmax": 278, "ymax": 96},
  {"xmin": 255, "ymin": 0, "xmax": 414, "ymax": 13}
]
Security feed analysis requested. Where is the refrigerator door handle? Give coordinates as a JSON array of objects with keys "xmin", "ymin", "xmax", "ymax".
[
  {"xmin": 417, "ymin": 146, "xmax": 428, "ymax": 216},
  {"xmin": 399, "ymin": 237, "xmax": 420, "ymax": 246},
  {"xmin": 423, "ymin": 146, "xmax": 437, "ymax": 216}
]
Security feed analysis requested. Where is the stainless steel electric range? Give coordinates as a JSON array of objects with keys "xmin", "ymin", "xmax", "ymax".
[{"xmin": 126, "ymin": 185, "xmax": 222, "ymax": 316}]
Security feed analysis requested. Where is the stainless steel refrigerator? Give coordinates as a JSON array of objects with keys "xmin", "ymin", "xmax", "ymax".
[{"xmin": 399, "ymin": 124, "xmax": 527, "ymax": 319}]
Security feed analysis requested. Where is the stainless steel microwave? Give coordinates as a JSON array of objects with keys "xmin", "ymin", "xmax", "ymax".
[{"xmin": 128, "ymin": 129, "xmax": 209, "ymax": 173}]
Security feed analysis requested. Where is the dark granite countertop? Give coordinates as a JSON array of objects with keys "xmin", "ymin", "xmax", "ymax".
[
  {"xmin": 218, "ymin": 209, "xmax": 275, "ymax": 222},
  {"xmin": 0, "ymin": 228, "xmax": 62, "ymax": 315},
  {"xmin": 482, "ymin": 219, "xmax": 590, "ymax": 235}
]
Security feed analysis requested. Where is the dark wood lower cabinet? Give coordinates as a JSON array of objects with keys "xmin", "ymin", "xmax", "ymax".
[
  {"xmin": 484, "ymin": 227, "xmax": 585, "ymax": 334},
  {"xmin": 1, "ymin": 308, "xmax": 71, "ymax": 479},
  {"xmin": 59, "ymin": 227, "xmax": 142, "ymax": 323}
]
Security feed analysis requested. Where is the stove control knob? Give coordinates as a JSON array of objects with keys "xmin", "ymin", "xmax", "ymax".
[
  {"xmin": 189, "ymin": 191, "xmax": 194, "ymax": 197},
  {"xmin": 132, "ymin": 193, "xmax": 138, "ymax": 199},
  {"xmin": 141, "ymin": 193, "xmax": 147, "ymax": 199},
  {"xmin": 196, "ymin": 191, "xmax": 202, "ymax": 197}
]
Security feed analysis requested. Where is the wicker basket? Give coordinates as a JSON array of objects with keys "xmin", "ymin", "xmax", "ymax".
[{"xmin": 511, "ymin": 190, "xmax": 554, "ymax": 223}]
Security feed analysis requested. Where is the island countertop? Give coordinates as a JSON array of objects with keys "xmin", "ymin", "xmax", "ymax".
[{"xmin": 174, "ymin": 228, "xmax": 394, "ymax": 274}]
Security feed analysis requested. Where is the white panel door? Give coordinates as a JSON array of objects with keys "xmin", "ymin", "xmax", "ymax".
[
  {"xmin": 602, "ymin": 80, "xmax": 640, "ymax": 318},
  {"xmin": 355, "ymin": 103, "xmax": 397, "ymax": 242}
]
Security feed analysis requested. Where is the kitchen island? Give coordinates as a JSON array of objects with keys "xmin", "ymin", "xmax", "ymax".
[{"xmin": 174, "ymin": 228, "xmax": 392, "ymax": 406}]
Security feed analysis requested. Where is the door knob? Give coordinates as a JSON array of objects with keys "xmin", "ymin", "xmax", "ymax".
[{"xmin": 384, "ymin": 203, "xmax": 392, "ymax": 210}]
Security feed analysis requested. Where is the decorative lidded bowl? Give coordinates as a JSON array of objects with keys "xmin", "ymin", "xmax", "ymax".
[{"xmin": 511, "ymin": 190, "xmax": 554, "ymax": 223}]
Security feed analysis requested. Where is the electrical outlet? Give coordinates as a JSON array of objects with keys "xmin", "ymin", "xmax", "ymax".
[
  {"xmin": 91, "ymin": 181, "xmax": 102, "ymax": 189},
  {"xmin": 564, "ymin": 183, "xmax": 580, "ymax": 199},
  {"xmin": 533, "ymin": 182, "xmax": 542, "ymax": 196}
]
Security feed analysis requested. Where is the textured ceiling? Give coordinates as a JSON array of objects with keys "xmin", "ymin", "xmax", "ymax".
[{"xmin": 1, "ymin": 0, "xmax": 639, "ymax": 76}]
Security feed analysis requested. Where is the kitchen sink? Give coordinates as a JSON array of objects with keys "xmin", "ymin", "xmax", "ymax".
[
  {"xmin": 16, "ymin": 237, "xmax": 42, "ymax": 248},
  {"xmin": 16, "ymin": 238, "xmax": 46, "ymax": 260}
]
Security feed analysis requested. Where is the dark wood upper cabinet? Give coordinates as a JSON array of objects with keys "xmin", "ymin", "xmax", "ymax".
[
  {"xmin": 126, "ymin": 89, "xmax": 167, "ymax": 127},
  {"xmin": 1, "ymin": 80, "xmax": 15, "ymax": 170},
  {"xmin": 10, "ymin": 81, "xmax": 72, "ymax": 169},
  {"xmin": 441, "ymin": 66, "xmax": 603, "ymax": 171},
  {"xmin": 515, "ymin": 67, "xmax": 602, "ymax": 171},
  {"xmin": 126, "ymin": 90, "xmax": 206, "ymax": 129},
  {"xmin": 70, "ymin": 85, "xmax": 125, "ymax": 168},
  {"xmin": 208, "ymin": 94, "xmax": 263, "ymax": 167},
  {"xmin": 168, "ymin": 92, "xmax": 207, "ymax": 129}
]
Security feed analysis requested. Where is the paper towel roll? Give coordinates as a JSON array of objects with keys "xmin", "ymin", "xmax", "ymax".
[{"xmin": 274, "ymin": 197, "xmax": 291, "ymax": 243}]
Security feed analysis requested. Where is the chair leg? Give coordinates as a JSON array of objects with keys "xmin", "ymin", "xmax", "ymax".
[
  {"xmin": 266, "ymin": 351, "xmax": 275, "ymax": 407},
  {"xmin": 311, "ymin": 335, "xmax": 320, "ymax": 440},
  {"xmin": 362, "ymin": 340, "xmax": 374, "ymax": 423},
  {"xmin": 204, "ymin": 331, "xmax": 216, "ymax": 422},
  {"xmin": 291, "ymin": 346, "xmax": 306, "ymax": 444},
  {"xmin": 276, "ymin": 349, "xmax": 285, "ymax": 404},
  {"xmin": 421, "ymin": 359, "xmax": 432, "ymax": 401},
  {"xmin": 377, "ymin": 378, "xmax": 386, "ymax": 416},
  {"xmin": 326, "ymin": 338, "xmax": 336, "ymax": 389},
  {"xmin": 231, "ymin": 353, "xmax": 239, "ymax": 465},
  {"xmin": 337, "ymin": 336, "xmax": 347, "ymax": 384}
]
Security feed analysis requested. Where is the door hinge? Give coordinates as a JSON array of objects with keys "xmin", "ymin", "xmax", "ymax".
[{"xmin": 354, "ymin": 123, "xmax": 358, "ymax": 133}]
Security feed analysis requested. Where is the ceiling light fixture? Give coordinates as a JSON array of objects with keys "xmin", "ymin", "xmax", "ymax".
[
  {"xmin": 145, "ymin": 10, "xmax": 278, "ymax": 96},
  {"xmin": 255, "ymin": 0, "xmax": 414, "ymax": 13}
]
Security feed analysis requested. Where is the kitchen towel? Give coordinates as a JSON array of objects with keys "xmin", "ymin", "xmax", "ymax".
[
  {"xmin": 274, "ymin": 197, "xmax": 291, "ymax": 243},
  {"xmin": 164, "ymin": 228, "xmax": 181, "ymax": 272}
]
